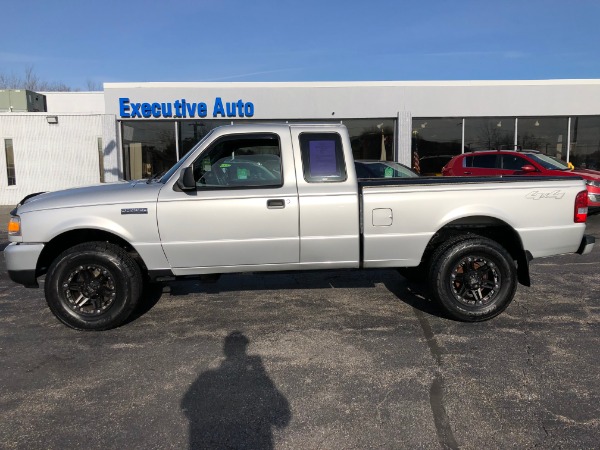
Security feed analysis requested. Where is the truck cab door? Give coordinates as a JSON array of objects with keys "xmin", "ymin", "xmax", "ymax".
[
  {"xmin": 156, "ymin": 131, "xmax": 299, "ymax": 273},
  {"xmin": 289, "ymin": 126, "xmax": 360, "ymax": 268}
]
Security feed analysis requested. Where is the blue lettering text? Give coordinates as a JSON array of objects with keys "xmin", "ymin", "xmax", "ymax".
[{"xmin": 119, "ymin": 98, "xmax": 131, "ymax": 118}]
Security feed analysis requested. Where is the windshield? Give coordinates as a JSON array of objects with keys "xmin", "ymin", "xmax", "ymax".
[
  {"xmin": 527, "ymin": 153, "xmax": 570, "ymax": 171},
  {"xmin": 158, "ymin": 129, "xmax": 217, "ymax": 183}
]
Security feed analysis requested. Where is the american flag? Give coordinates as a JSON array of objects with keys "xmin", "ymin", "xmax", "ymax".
[{"xmin": 412, "ymin": 151, "xmax": 420, "ymax": 174}]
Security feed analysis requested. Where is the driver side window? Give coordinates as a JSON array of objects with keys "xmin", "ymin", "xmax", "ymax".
[{"xmin": 192, "ymin": 133, "xmax": 283, "ymax": 189}]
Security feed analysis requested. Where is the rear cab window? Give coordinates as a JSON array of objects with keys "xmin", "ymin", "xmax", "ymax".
[{"xmin": 299, "ymin": 133, "xmax": 347, "ymax": 183}]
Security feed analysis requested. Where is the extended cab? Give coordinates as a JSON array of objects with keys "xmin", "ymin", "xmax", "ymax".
[{"xmin": 5, "ymin": 124, "xmax": 595, "ymax": 330}]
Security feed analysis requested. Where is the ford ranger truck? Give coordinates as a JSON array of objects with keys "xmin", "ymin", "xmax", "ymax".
[{"xmin": 5, "ymin": 124, "xmax": 595, "ymax": 330}]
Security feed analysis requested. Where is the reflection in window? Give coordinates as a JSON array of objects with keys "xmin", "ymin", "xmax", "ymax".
[
  {"xmin": 4, "ymin": 139, "xmax": 16, "ymax": 186},
  {"xmin": 192, "ymin": 134, "xmax": 282, "ymax": 188},
  {"xmin": 412, "ymin": 118, "xmax": 462, "ymax": 175},
  {"xmin": 570, "ymin": 116, "xmax": 600, "ymax": 170},
  {"xmin": 343, "ymin": 119, "xmax": 394, "ymax": 161},
  {"xmin": 517, "ymin": 117, "xmax": 569, "ymax": 161},
  {"xmin": 464, "ymin": 117, "xmax": 515, "ymax": 151},
  {"xmin": 465, "ymin": 154, "xmax": 497, "ymax": 168},
  {"xmin": 122, "ymin": 121, "xmax": 176, "ymax": 180}
]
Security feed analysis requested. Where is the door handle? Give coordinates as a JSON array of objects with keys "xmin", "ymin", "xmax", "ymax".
[
  {"xmin": 267, "ymin": 199, "xmax": 285, "ymax": 209},
  {"xmin": 464, "ymin": 171, "xmax": 472, "ymax": 175}
]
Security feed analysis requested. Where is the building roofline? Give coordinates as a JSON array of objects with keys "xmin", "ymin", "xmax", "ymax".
[{"xmin": 104, "ymin": 79, "xmax": 600, "ymax": 89}]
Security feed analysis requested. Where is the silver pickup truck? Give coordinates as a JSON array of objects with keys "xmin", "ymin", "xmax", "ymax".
[{"xmin": 5, "ymin": 123, "xmax": 595, "ymax": 330}]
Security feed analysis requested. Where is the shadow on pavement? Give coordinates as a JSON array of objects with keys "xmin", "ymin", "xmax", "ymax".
[
  {"xmin": 163, "ymin": 269, "xmax": 449, "ymax": 320},
  {"xmin": 181, "ymin": 331, "xmax": 291, "ymax": 449}
]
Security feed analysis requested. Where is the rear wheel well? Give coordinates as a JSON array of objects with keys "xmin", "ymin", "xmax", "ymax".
[
  {"xmin": 37, "ymin": 229, "xmax": 146, "ymax": 277},
  {"xmin": 422, "ymin": 216, "xmax": 530, "ymax": 286}
]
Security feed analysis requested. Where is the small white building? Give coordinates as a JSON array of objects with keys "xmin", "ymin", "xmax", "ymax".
[{"xmin": 2, "ymin": 80, "xmax": 600, "ymax": 205}]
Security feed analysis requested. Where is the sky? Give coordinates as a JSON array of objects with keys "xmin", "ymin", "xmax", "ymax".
[{"xmin": 1, "ymin": 0, "xmax": 599, "ymax": 90}]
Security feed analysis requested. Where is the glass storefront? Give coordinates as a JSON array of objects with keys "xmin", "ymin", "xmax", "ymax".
[
  {"xmin": 178, "ymin": 120, "xmax": 232, "ymax": 155},
  {"xmin": 122, "ymin": 121, "xmax": 176, "ymax": 180},
  {"xmin": 121, "ymin": 118, "xmax": 396, "ymax": 180},
  {"xmin": 343, "ymin": 119, "xmax": 395, "ymax": 161},
  {"xmin": 464, "ymin": 117, "xmax": 516, "ymax": 151},
  {"xmin": 516, "ymin": 117, "xmax": 569, "ymax": 160},
  {"xmin": 411, "ymin": 118, "xmax": 463, "ymax": 175},
  {"xmin": 120, "ymin": 115, "xmax": 600, "ymax": 180},
  {"xmin": 570, "ymin": 116, "xmax": 600, "ymax": 170},
  {"xmin": 412, "ymin": 116, "xmax": 592, "ymax": 173}
]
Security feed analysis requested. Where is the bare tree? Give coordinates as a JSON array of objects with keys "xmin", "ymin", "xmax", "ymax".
[
  {"xmin": 0, "ymin": 65, "xmax": 75, "ymax": 91},
  {"xmin": 86, "ymin": 79, "xmax": 103, "ymax": 91}
]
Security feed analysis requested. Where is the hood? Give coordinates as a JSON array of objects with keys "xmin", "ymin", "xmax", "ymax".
[
  {"xmin": 16, "ymin": 180, "xmax": 163, "ymax": 214},
  {"xmin": 571, "ymin": 168, "xmax": 600, "ymax": 180}
]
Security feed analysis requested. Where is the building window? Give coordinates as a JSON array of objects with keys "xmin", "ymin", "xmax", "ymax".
[
  {"xmin": 122, "ymin": 121, "xmax": 176, "ymax": 180},
  {"xmin": 412, "ymin": 118, "xmax": 462, "ymax": 175},
  {"xmin": 342, "ymin": 119, "xmax": 395, "ymax": 161},
  {"xmin": 464, "ymin": 117, "xmax": 516, "ymax": 151},
  {"xmin": 273, "ymin": 118, "xmax": 396, "ymax": 161},
  {"xmin": 570, "ymin": 116, "xmax": 600, "ymax": 170},
  {"xmin": 517, "ymin": 117, "xmax": 569, "ymax": 160},
  {"xmin": 4, "ymin": 139, "xmax": 16, "ymax": 186},
  {"xmin": 179, "ymin": 120, "xmax": 233, "ymax": 155}
]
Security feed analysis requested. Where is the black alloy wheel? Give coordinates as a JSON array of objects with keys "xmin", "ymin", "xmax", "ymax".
[
  {"xmin": 45, "ymin": 242, "xmax": 142, "ymax": 330},
  {"xmin": 429, "ymin": 237, "xmax": 518, "ymax": 322},
  {"xmin": 62, "ymin": 264, "xmax": 117, "ymax": 316}
]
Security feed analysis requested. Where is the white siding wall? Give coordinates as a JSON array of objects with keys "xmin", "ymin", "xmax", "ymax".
[
  {"xmin": 0, "ymin": 114, "xmax": 116, "ymax": 205},
  {"xmin": 43, "ymin": 92, "xmax": 105, "ymax": 114}
]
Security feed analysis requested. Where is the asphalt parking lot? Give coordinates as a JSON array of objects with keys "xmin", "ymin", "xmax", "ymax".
[{"xmin": 0, "ymin": 206, "xmax": 599, "ymax": 449}]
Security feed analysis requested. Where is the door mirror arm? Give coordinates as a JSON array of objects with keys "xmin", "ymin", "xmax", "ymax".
[{"xmin": 176, "ymin": 167, "xmax": 196, "ymax": 191}]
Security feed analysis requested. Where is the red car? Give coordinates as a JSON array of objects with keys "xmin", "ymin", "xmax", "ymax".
[{"xmin": 442, "ymin": 150, "xmax": 600, "ymax": 209}]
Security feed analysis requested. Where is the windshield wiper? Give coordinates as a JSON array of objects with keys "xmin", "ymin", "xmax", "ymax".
[{"xmin": 146, "ymin": 170, "xmax": 168, "ymax": 184}]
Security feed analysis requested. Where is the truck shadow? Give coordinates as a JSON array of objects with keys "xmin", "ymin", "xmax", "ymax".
[{"xmin": 134, "ymin": 270, "xmax": 448, "ymax": 321}]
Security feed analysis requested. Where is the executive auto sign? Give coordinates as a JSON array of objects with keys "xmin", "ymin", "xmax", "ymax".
[{"xmin": 119, "ymin": 97, "xmax": 255, "ymax": 119}]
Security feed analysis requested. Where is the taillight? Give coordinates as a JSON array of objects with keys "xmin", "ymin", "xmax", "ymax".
[{"xmin": 574, "ymin": 190, "xmax": 588, "ymax": 223}]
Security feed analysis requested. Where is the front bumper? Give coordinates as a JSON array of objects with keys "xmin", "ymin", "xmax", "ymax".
[
  {"xmin": 4, "ymin": 242, "xmax": 44, "ymax": 288},
  {"xmin": 577, "ymin": 234, "xmax": 595, "ymax": 255}
]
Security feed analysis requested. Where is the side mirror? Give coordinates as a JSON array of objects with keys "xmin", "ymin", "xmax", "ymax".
[
  {"xmin": 177, "ymin": 167, "xmax": 196, "ymax": 191},
  {"xmin": 521, "ymin": 165, "xmax": 537, "ymax": 173}
]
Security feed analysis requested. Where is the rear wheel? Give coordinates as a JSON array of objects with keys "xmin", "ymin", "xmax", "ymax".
[
  {"xmin": 45, "ymin": 242, "xmax": 142, "ymax": 330},
  {"xmin": 429, "ymin": 237, "xmax": 517, "ymax": 321}
]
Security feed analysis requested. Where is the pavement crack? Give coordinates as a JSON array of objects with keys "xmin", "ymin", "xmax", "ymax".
[{"xmin": 413, "ymin": 308, "xmax": 459, "ymax": 450}]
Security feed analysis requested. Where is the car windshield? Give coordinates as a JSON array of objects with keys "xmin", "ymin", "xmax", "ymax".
[
  {"xmin": 527, "ymin": 153, "xmax": 570, "ymax": 171},
  {"xmin": 355, "ymin": 161, "xmax": 418, "ymax": 178}
]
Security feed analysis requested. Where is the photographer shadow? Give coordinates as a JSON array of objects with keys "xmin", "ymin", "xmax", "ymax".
[{"xmin": 181, "ymin": 331, "xmax": 291, "ymax": 449}]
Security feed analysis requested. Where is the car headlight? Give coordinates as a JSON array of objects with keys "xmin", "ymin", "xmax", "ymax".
[
  {"xmin": 585, "ymin": 180, "xmax": 600, "ymax": 188},
  {"xmin": 8, "ymin": 215, "xmax": 21, "ymax": 236}
]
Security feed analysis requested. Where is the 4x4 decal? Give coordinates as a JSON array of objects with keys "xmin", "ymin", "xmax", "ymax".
[{"xmin": 525, "ymin": 190, "xmax": 565, "ymax": 200}]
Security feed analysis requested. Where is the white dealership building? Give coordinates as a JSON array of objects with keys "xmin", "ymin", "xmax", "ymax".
[{"xmin": 1, "ymin": 80, "xmax": 600, "ymax": 205}]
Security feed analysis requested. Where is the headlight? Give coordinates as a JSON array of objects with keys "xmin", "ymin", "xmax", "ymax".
[
  {"xmin": 585, "ymin": 180, "xmax": 600, "ymax": 188},
  {"xmin": 8, "ymin": 216, "xmax": 21, "ymax": 236}
]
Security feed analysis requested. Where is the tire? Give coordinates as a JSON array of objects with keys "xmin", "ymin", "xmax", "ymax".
[
  {"xmin": 429, "ymin": 237, "xmax": 517, "ymax": 322},
  {"xmin": 45, "ymin": 242, "xmax": 142, "ymax": 330}
]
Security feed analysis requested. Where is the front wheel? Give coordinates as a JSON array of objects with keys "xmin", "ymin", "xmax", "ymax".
[
  {"xmin": 429, "ymin": 237, "xmax": 517, "ymax": 322},
  {"xmin": 45, "ymin": 242, "xmax": 142, "ymax": 330}
]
